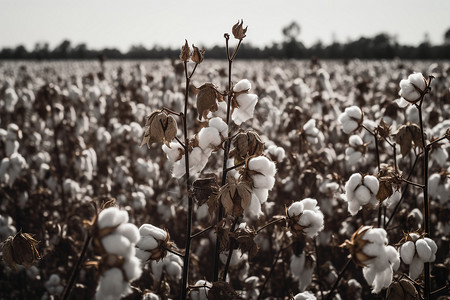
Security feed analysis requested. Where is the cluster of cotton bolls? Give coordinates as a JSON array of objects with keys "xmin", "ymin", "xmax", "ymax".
[
  {"xmin": 398, "ymin": 233, "xmax": 437, "ymax": 279},
  {"xmin": 343, "ymin": 173, "xmax": 379, "ymax": 216},
  {"xmin": 338, "ymin": 106, "xmax": 363, "ymax": 134},
  {"xmin": 287, "ymin": 198, "xmax": 324, "ymax": 237},
  {"xmin": 0, "ymin": 123, "xmax": 21, "ymax": 156},
  {"xmin": 290, "ymin": 251, "xmax": 315, "ymax": 291},
  {"xmin": 151, "ymin": 252, "xmax": 183, "ymax": 283},
  {"xmin": 232, "ymin": 79, "xmax": 258, "ymax": 125},
  {"xmin": 346, "ymin": 226, "xmax": 400, "ymax": 293},
  {"xmin": 95, "ymin": 207, "xmax": 142, "ymax": 300},
  {"xmin": 165, "ymin": 117, "xmax": 228, "ymax": 179},
  {"xmin": 0, "ymin": 152, "xmax": 28, "ymax": 188},
  {"xmin": 245, "ymin": 156, "xmax": 277, "ymax": 218}
]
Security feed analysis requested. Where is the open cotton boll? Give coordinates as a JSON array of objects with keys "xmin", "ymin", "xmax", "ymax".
[
  {"xmin": 136, "ymin": 248, "xmax": 151, "ymax": 262},
  {"xmin": 301, "ymin": 198, "xmax": 318, "ymax": 211},
  {"xmin": 363, "ymin": 228, "xmax": 387, "ymax": 245},
  {"xmin": 198, "ymin": 127, "xmax": 221, "ymax": 150},
  {"xmin": 346, "ymin": 106, "xmax": 363, "ymax": 119},
  {"xmin": 299, "ymin": 211, "xmax": 324, "ymax": 237},
  {"xmin": 209, "ymin": 117, "xmax": 228, "ymax": 138},
  {"xmin": 428, "ymin": 173, "xmax": 440, "ymax": 196},
  {"xmin": 102, "ymin": 234, "xmax": 133, "ymax": 258},
  {"xmin": 139, "ymin": 224, "xmax": 167, "ymax": 241},
  {"xmin": 354, "ymin": 185, "xmax": 371, "ymax": 205},
  {"xmin": 290, "ymin": 252, "xmax": 306, "ymax": 278},
  {"xmin": 345, "ymin": 173, "xmax": 362, "ymax": 194},
  {"xmin": 232, "ymin": 93, "xmax": 258, "ymax": 125},
  {"xmin": 288, "ymin": 201, "xmax": 304, "ymax": 217},
  {"xmin": 136, "ymin": 235, "xmax": 158, "ymax": 251},
  {"xmin": 424, "ymin": 238, "xmax": 437, "ymax": 257},
  {"xmin": 342, "ymin": 120, "xmax": 359, "ymax": 134},
  {"xmin": 349, "ymin": 135, "xmax": 364, "ymax": 147},
  {"xmin": 162, "ymin": 142, "xmax": 184, "ymax": 162},
  {"xmin": 98, "ymin": 207, "xmax": 129, "ymax": 229},
  {"xmin": 348, "ymin": 200, "xmax": 361, "ymax": 215},
  {"xmin": 233, "ymin": 79, "xmax": 252, "ymax": 92},
  {"xmin": 399, "ymin": 241, "xmax": 415, "ymax": 264},
  {"xmin": 220, "ymin": 249, "xmax": 245, "ymax": 267}
]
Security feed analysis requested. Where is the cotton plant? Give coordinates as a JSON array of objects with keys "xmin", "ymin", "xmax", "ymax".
[
  {"xmin": 287, "ymin": 198, "xmax": 324, "ymax": 238},
  {"xmin": 342, "ymin": 226, "xmax": 400, "ymax": 294},
  {"xmin": 93, "ymin": 207, "xmax": 142, "ymax": 300},
  {"xmin": 398, "ymin": 233, "xmax": 438, "ymax": 279},
  {"xmin": 343, "ymin": 173, "xmax": 379, "ymax": 216}
]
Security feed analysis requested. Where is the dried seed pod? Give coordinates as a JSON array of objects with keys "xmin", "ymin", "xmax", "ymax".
[
  {"xmin": 394, "ymin": 123, "xmax": 424, "ymax": 156},
  {"xmin": 386, "ymin": 279, "xmax": 419, "ymax": 300},
  {"xmin": 2, "ymin": 231, "xmax": 40, "ymax": 270},
  {"xmin": 232, "ymin": 20, "xmax": 247, "ymax": 40},
  {"xmin": 230, "ymin": 225, "xmax": 258, "ymax": 257},
  {"xmin": 218, "ymin": 179, "xmax": 252, "ymax": 217},
  {"xmin": 141, "ymin": 110, "xmax": 178, "ymax": 148},
  {"xmin": 196, "ymin": 83, "xmax": 223, "ymax": 120},
  {"xmin": 341, "ymin": 225, "xmax": 376, "ymax": 267},
  {"xmin": 191, "ymin": 45, "xmax": 205, "ymax": 64},
  {"xmin": 229, "ymin": 131, "xmax": 264, "ymax": 164},
  {"xmin": 179, "ymin": 39, "xmax": 190, "ymax": 62}
]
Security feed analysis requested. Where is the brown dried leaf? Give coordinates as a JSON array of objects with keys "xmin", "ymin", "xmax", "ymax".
[
  {"xmin": 394, "ymin": 123, "xmax": 423, "ymax": 157},
  {"xmin": 215, "ymin": 222, "xmax": 230, "ymax": 252},
  {"xmin": 232, "ymin": 20, "xmax": 247, "ymax": 40},
  {"xmin": 231, "ymin": 226, "xmax": 259, "ymax": 257},
  {"xmin": 141, "ymin": 110, "xmax": 178, "ymax": 148},
  {"xmin": 193, "ymin": 177, "xmax": 219, "ymax": 206},
  {"xmin": 230, "ymin": 131, "xmax": 265, "ymax": 164},
  {"xmin": 376, "ymin": 178, "xmax": 393, "ymax": 202},
  {"xmin": 196, "ymin": 83, "xmax": 220, "ymax": 120},
  {"xmin": 386, "ymin": 279, "xmax": 419, "ymax": 300},
  {"xmin": 377, "ymin": 119, "xmax": 391, "ymax": 139},
  {"xmin": 191, "ymin": 45, "xmax": 205, "ymax": 64},
  {"xmin": 179, "ymin": 39, "xmax": 190, "ymax": 62},
  {"xmin": 2, "ymin": 237, "xmax": 17, "ymax": 270}
]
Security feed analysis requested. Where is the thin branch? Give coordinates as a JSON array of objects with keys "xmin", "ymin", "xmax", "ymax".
[
  {"xmin": 256, "ymin": 217, "xmax": 285, "ymax": 234},
  {"xmin": 325, "ymin": 258, "xmax": 352, "ymax": 300},
  {"xmin": 400, "ymin": 177, "xmax": 425, "ymax": 189},
  {"xmin": 224, "ymin": 161, "xmax": 245, "ymax": 173},
  {"xmin": 191, "ymin": 224, "xmax": 215, "ymax": 239},
  {"xmin": 257, "ymin": 246, "xmax": 283, "ymax": 300}
]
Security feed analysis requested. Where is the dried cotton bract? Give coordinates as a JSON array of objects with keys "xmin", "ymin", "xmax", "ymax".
[
  {"xmin": 287, "ymin": 198, "xmax": 324, "ymax": 238},
  {"xmin": 398, "ymin": 233, "xmax": 437, "ymax": 279},
  {"xmin": 342, "ymin": 226, "xmax": 400, "ymax": 294},
  {"xmin": 338, "ymin": 106, "xmax": 363, "ymax": 134},
  {"xmin": 344, "ymin": 173, "xmax": 379, "ymax": 216},
  {"xmin": 141, "ymin": 110, "xmax": 178, "ymax": 148},
  {"xmin": 2, "ymin": 231, "xmax": 40, "ymax": 270}
]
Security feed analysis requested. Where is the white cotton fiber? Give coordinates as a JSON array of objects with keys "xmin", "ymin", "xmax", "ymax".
[
  {"xmin": 288, "ymin": 202, "xmax": 304, "ymax": 217},
  {"xmin": 209, "ymin": 117, "xmax": 228, "ymax": 137},
  {"xmin": 342, "ymin": 120, "xmax": 359, "ymax": 134},
  {"xmin": 198, "ymin": 127, "xmax": 221, "ymax": 150},
  {"xmin": 409, "ymin": 256, "xmax": 424, "ymax": 279},
  {"xmin": 346, "ymin": 106, "xmax": 363, "ymax": 119},
  {"xmin": 123, "ymin": 256, "xmax": 142, "ymax": 281},
  {"xmin": 301, "ymin": 198, "xmax": 318, "ymax": 211},
  {"xmin": 290, "ymin": 253, "xmax": 306, "ymax": 277},
  {"xmin": 303, "ymin": 119, "xmax": 316, "ymax": 132},
  {"xmin": 252, "ymin": 174, "xmax": 275, "ymax": 190},
  {"xmin": 246, "ymin": 193, "xmax": 263, "ymax": 219},
  {"xmin": 233, "ymin": 79, "xmax": 252, "ymax": 92},
  {"xmin": 96, "ymin": 268, "xmax": 128, "ymax": 300},
  {"xmin": 354, "ymin": 185, "xmax": 371, "ymax": 204},
  {"xmin": 98, "ymin": 207, "xmax": 129, "ymax": 229},
  {"xmin": 172, "ymin": 158, "xmax": 186, "ymax": 178},
  {"xmin": 348, "ymin": 199, "xmax": 361, "ymax": 215},
  {"xmin": 253, "ymin": 188, "xmax": 269, "ymax": 204},
  {"xmin": 363, "ymin": 176, "xmax": 379, "ymax": 195},
  {"xmin": 102, "ymin": 234, "xmax": 132, "ymax": 258},
  {"xmin": 363, "ymin": 228, "xmax": 387, "ymax": 245},
  {"xmin": 349, "ymin": 135, "xmax": 363, "ymax": 146},
  {"xmin": 415, "ymin": 239, "xmax": 432, "ymax": 261},
  {"xmin": 115, "ymin": 223, "xmax": 140, "ymax": 244},
  {"xmin": 162, "ymin": 142, "xmax": 184, "ymax": 162},
  {"xmin": 136, "ymin": 248, "xmax": 151, "ymax": 262},
  {"xmin": 424, "ymin": 238, "xmax": 437, "ymax": 257},
  {"xmin": 139, "ymin": 224, "xmax": 167, "ymax": 241},
  {"xmin": 400, "ymin": 241, "xmax": 415, "ymax": 264},
  {"xmin": 136, "ymin": 235, "xmax": 158, "ymax": 251}
]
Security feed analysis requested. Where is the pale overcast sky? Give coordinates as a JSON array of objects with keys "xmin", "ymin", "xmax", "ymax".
[{"xmin": 1, "ymin": 0, "xmax": 449, "ymax": 52}]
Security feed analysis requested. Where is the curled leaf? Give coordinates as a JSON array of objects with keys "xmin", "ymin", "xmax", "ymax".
[{"xmin": 195, "ymin": 83, "xmax": 223, "ymax": 120}]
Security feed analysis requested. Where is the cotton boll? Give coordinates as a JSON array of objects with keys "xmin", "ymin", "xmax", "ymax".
[
  {"xmin": 143, "ymin": 292, "xmax": 160, "ymax": 300},
  {"xmin": 290, "ymin": 253, "xmax": 306, "ymax": 278},
  {"xmin": 399, "ymin": 241, "xmax": 415, "ymax": 264},
  {"xmin": 345, "ymin": 173, "xmax": 362, "ymax": 193},
  {"xmin": 233, "ymin": 79, "xmax": 252, "ymax": 92},
  {"xmin": 198, "ymin": 127, "xmax": 221, "ymax": 150},
  {"xmin": 363, "ymin": 176, "xmax": 379, "ymax": 195},
  {"xmin": 232, "ymin": 93, "xmax": 258, "ymax": 125},
  {"xmin": 363, "ymin": 228, "xmax": 387, "ymax": 245},
  {"xmin": 424, "ymin": 238, "xmax": 437, "ymax": 258},
  {"xmin": 346, "ymin": 106, "xmax": 363, "ymax": 119},
  {"xmin": 342, "ymin": 120, "xmax": 359, "ymax": 134},
  {"xmin": 415, "ymin": 239, "xmax": 432, "ymax": 262},
  {"xmin": 137, "ymin": 235, "xmax": 159, "ymax": 251},
  {"xmin": 123, "ymin": 256, "xmax": 142, "ymax": 281},
  {"xmin": 349, "ymin": 135, "xmax": 364, "ymax": 146},
  {"xmin": 136, "ymin": 248, "xmax": 151, "ymax": 262},
  {"xmin": 115, "ymin": 223, "xmax": 140, "ymax": 244},
  {"xmin": 408, "ymin": 73, "xmax": 426, "ymax": 90},
  {"xmin": 301, "ymin": 198, "xmax": 318, "ymax": 211},
  {"xmin": 248, "ymin": 156, "xmax": 276, "ymax": 177},
  {"xmin": 98, "ymin": 207, "xmax": 129, "ymax": 229},
  {"xmin": 102, "ymin": 234, "xmax": 133, "ymax": 258},
  {"xmin": 172, "ymin": 157, "xmax": 186, "ymax": 178},
  {"xmin": 288, "ymin": 201, "xmax": 304, "ymax": 217},
  {"xmin": 253, "ymin": 188, "xmax": 269, "ymax": 204},
  {"xmin": 293, "ymin": 291, "xmax": 317, "ymax": 300},
  {"xmin": 428, "ymin": 174, "xmax": 440, "ymax": 197},
  {"xmin": 140, "ymin": 224, "xmax": 167, "ymax": 241},
  {"xmin": 348, "ymin": 199, "xmax": 361, "ymax": 215},
  {"xmin": 386, "ymin": 245, "xmax": 400, "ymax": 271},
  {"xmin": 430, "ymin": 148, "xmax": 448, "ymax": 167}
]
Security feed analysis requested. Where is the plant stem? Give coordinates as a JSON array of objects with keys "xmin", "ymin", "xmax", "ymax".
[
  {"xmin": 180, "ymin": 61, "xmax": 195, "ymax": 300},
  {"xmin": 314, "ymin": 238, "xmax": 324, "ymax": 299},
  {"xmin": 257, "ymin": 246, "xmax": 283, "ymax": 300},
  {"xmin": 191, "ymin": 224, "xmax": 214, "ymax": 239},
  {"xmin": 256, "ymin": 217, "xmax": 285, "ymax": 234},
  {"xmin": 221, "ymin": 216, "xmax": 240, "ymax": 281},
  {"xmin": 417, "ymin": 98, "xmax": 430, "ymax": 300},
  {"xmin": 61, "ymin": 235, "xmax": 92, "ymax": 300},
  {"xmin": 213, "ymin": 33, "xmax": 234, "ymax": 282},
  {"xmin": 325, "ymin": 258, "xmax": 352, "ymax": 300}
]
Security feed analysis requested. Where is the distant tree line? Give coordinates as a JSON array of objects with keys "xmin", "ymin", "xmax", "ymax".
[{"xmin": 2, "ymin": 24, "xmax": 450, "ymax": 60}]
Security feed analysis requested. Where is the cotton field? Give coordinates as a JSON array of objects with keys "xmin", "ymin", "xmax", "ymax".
[{"xmin": 0, "ymin": 52, "xmax": 449, "ymax": 300}]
